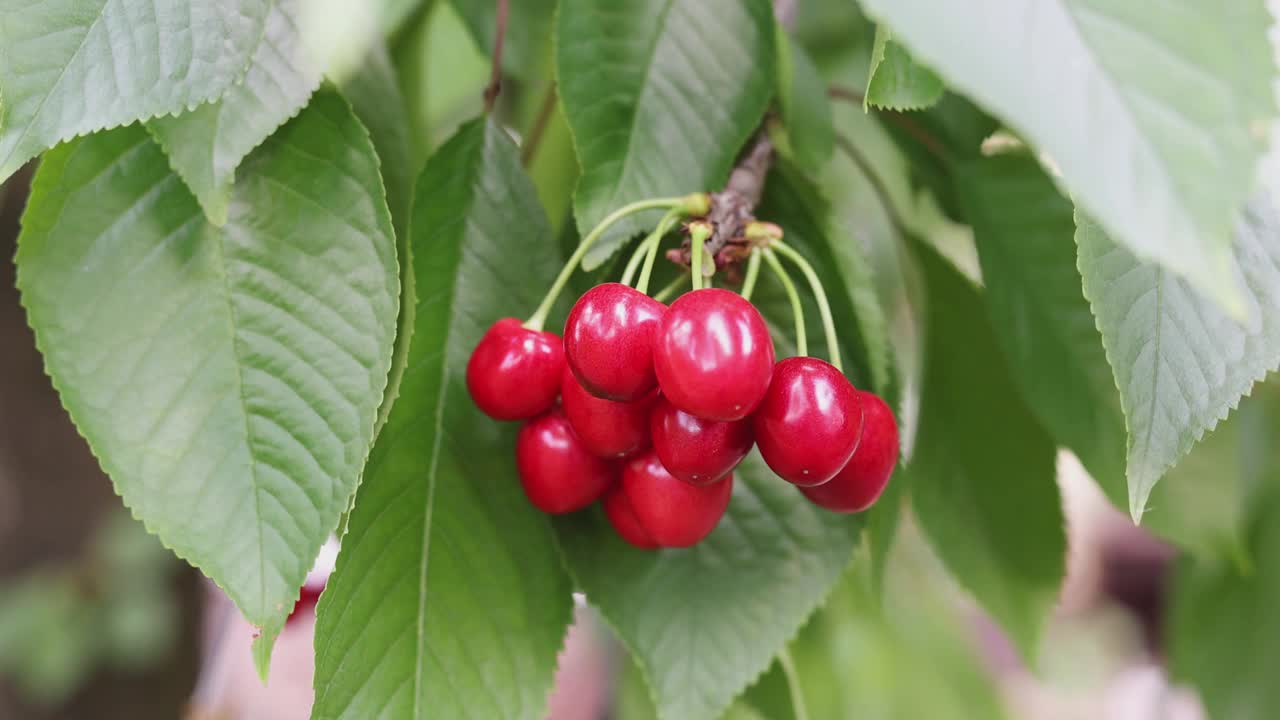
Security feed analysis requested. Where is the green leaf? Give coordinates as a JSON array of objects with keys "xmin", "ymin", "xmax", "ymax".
[
  {"xmin": 449, "ymin": 0, "xmax": 556, "ymax": 79},
  {"xmin": 859, "ymin": 0, "xmax": 1276, "ymax": 315},
  {"xmin": 910, "ymin": 248, "xmax": 1066, "ymax": 661},
  {"xmin": 557, "ymin": 0, "xmax": 776, "ymax": 269},
  {"xmin": 958, "ymin": 154, "xmax": 1127, "ymax": 506},
  {"xmin": 1144, "ymin": 381, "xmax": 1280, "ymax": 563},
  {"xmin": 147, "ymin": 0, "xmax": 324, "ymax": 225},
  {"xmin": 0, "ymin": 0, "xmax": 272, "ymax": 183},
  {"xmin": 1075, "ymin": 191, "xmax": 1280, "ymax": 521},
  {"xmin": 757, "ymin": 161, "xmax": 891, "ymax": 396},
  {"xmin": 311, "ymin": 118, "xmax": 573, "ymax": 720},
  {"xmin": 864, "ymin": 25, "xmax": 943, "ymax": 112},
  {"xmin": 1169, "ymin": 489, "xmax": 1280, "ymax": 720},
  {"xmin": 16, "ymin": 90, "xmax": 399, "ymax": 670},
  {"xmin": 775, "ymin": 29, "xmax": 835, "ymax": 176},
  {"xmin": 555, "ymin": 452, "xmax": 860, "ymax": 720}
]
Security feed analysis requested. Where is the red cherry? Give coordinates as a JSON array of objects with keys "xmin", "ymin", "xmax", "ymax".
[
  {"xmin": 653, "ymin": 288, "xmax": 775, "ymax": 421},
  {"xmin": 560, "ymin": 367, "xmax": 656, "ymax": 459},
  {"xmin": 466, "ymin": 318, "xmax": 564, "ymax": 420},
  {"xmin": 650, "ymin": 397, "xmax": 752, "ymax": 485},
  {"xmin": 564, "ymin": 283, "xmax": 666, "ymax": 401},
  {"xmin": 622, "ymin": 451, "xmax": 733, "ymax": 547},
  {"xmin": 602, "ymin": 485, "xmax": 658, "ymax": 550},
  {"xmin": 515, "ymin": 410, "xmax": 617, "ymax": 514},
  {"xmin": 752, "ymin": 357, "xmax": 863, "ymax": 487},
  {"xmin": 803, "ymin": 391, "xmax": 899, "ymax": 512}
]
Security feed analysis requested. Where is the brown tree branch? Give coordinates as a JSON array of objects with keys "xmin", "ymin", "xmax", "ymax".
[
  {"xmin": 521, "ymin": 83, "xmax": 558, "ymax": 167},
  {"xmin": 482, "ymin": 0, "xmax": 510, "ymax": 113},
  {"xmin": 826, "ymin": 84, "xmax": 949, "ymax": 163}
]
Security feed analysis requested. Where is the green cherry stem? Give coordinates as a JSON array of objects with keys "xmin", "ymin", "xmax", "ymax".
[
  {"xmin": 524, "ymin": 196, "xmax": 687, "ymax": 331},
  {"xmin": 779, "ymin": 648, "xmax": 812, "ymax": 720},
  {"xmin": 689, "ymin": 221, "xmax": 712, "ymax": 291},
  {"xmin": 620, "ymin": 207, "xmax": 680, "ymax": 287},
  {"xmin": 771, "ymin": 240, "xmax": 841, "ymax": 372},
  {"xmin": 652, "ymin": 272, "xmax": 689, "ymax": 303},
  {"xmin": 740, "ymin": 247, "xmax": 763, "ymax": 301},
  {"xmin": 636, "ymin": 209, "xmax": 683, "ymax": 294},
  {"xmin": 763, "ymin": 248, "xmax": 806, "ymax": 356}
]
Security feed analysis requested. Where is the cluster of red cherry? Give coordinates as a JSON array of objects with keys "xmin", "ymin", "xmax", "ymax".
[{"xmin": 466, "ymin": 271, "xmax": 898, "ymax": 550}]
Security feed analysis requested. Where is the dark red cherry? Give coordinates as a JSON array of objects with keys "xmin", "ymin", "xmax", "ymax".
[
  {"xmin": 752, "ymin": 357, "xmax": 863, "ymax": 487},
  {"xmin": 515, "ymin": 410, "xmax": 616, "ymax": 514},
  {"xmin": 602, "ymin": 485, "xmax": 658, "ymax": 550},
  {"xmin": 803, "ymin": 391, "xmax": 899, "ymax": 512},
  {"xmin": 564, "ymin": 283, "xmax": 666, "ymax": 401},
  {"xmin": 622, "ymin": 451, "xmax": 733, "ymax": 547},
  {"xmin": 653, "ymin": 288, "xmax": 774, "ymax": 421},
  {"xmin": 467, "ymin": 318, "xmax": 564, "ymax": 421},
  {"xmin": 560, "ymin": 366, "xmax": 656, "ymax": 459},
  {"xmin": 650, "ymin": 397, "xmax": 752, "ymax": 485}
]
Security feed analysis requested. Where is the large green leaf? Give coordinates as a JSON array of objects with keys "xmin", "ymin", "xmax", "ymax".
[
  {"xmin": 1169, "ymin": 489, "xmax": 1280, "ymax": 720},
  {"xmin": 1076, "ymin": 188, "xmax": 1280, "ymax": 521},
  {"xmin": 958, "ymin": 154, "xmax": 1127, "ymax": 506},
  {"xmin": 311, "ymin": 118, "xmax": 573, "ymax": 720},
  {"xmin": 1145, "ymin": 381, "xmax": 1280, "ymax": 563},
  {"xmin": 16, "ymin": 90, "xmax": 399, "ymax": 669},
  {"xmin": 147, "ymin": 0, "xmax": 323, "ymax": 225},
  {"xmin": 864, "ymin": 25, "xmax": 943, "ymax": 111},
  {"xmin": 910, "ymin": 248, "xmax": 1066, "ymax": 661},
  {"xmin": 0, "ymin": 0, "xmax": 271, "ymax": 182},
  {"xmin": 556, "ymin": 451, "xmax": 860, "ymax": 720},
  {"xmin": 557, "ymin": 0, "xmax": 776, "ymax": 269},
  {"xmin": 859, "ymin": 0, "xmax": 1276, "ymax": 315}
]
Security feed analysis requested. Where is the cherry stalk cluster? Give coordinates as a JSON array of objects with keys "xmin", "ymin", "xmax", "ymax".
[{"xmin": 466, "ymin": 193, "xmax": 898, "ymax": 550}]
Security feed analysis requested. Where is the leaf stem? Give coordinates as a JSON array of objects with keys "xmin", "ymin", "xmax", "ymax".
[
  {"xmin": 779, "ymin": 648, "xmax": 812, "ymax": 720},
  {"xmin": 772, "ymin": 240, "xmax": 839, "ymax": 371},
  {"xmin": 524, "ymin": 197, "xmax": 685, "ymax": 331},
  {"xmin": 740, "ymin": 247, "xmax": 763, "ymax": 300},
  {"xmin": 521, "ymin": 83, "xmax": 558, "ymax": 167},
  {"xmin": 652, "ymin": 273, "xmax": 689, "ymax": 303},
  {"xmin": 763, "ymin": 248, "xmax": 806, "ymax": 356},
  {"xmin": 482, "ymin": 0, "xmax": 509, "ymax": 113}
]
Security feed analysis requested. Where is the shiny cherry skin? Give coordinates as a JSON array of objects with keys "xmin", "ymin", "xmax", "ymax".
[
  {"xmin": 803, "ymin": 391, "xmax": 899, "ymax": 512},
  {"xmin": 564, "ymin": 283, "xmax": 666, "ymax": 401},
  {"xmin": 622, "ymin": 451, "xmax": 733, "ymax": 547},
  {"xmin": 515, "ymin": 410, "xmax": 617, "ymax": 514},
  {"xmin": 650, "ymin": 397, "xmax": 752, "ymax": 485},
  {"xmin": 602, "ymin": 485, "xmax": 659, "ymax": 550},
  {"xmin": 752, "ymin": 357, "xmax": 863, "ymax": 487},
  {"xmin": 560, "ymin": 367, "xmax": 656, "ymax": 459},
  {"xmin": 466, "ymin": 318, "xmax": 564, "ymax": 421},
  {"xmin": 653, "ymin": 288, "xmax": 775, "ymax": 421}
]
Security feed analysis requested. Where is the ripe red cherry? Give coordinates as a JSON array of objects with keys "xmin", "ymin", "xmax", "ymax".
[
  {"xmin": 602, "ymin": 485, "xmax": 658, "ymax": 550},
  {"xmin": 752, "ymin": 357, "xmax": 863, "ymax": 487},
  {"xmin": 560, "ymin": 367, "xmax": 656, "ymax": 459},
  {"xmin": 653, "ymin": 288, "xmax": 774, "ymax": 421},
  {"xmin": 515, "ymin": 410, "xmax": 616, "ymax": 514},
  {"xmin": 622, "ymin": 451, "xmax": 733, "ymax": 547},
  {"xmin": 650, "ymin": 397, "xmax": 752, "ymax": 485},
  {"xmin": 564, "ymin": 283, "xmax": 666, "ymax": 401},
  {"xmin": 466, "ymin": 318, "xmax": 564, "ymax": 420},
  {"xmin": 803, "ymin": 391, "xmax": 899, "ymax": 512}
]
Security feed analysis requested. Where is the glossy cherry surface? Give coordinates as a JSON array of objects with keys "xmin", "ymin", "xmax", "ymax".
[
  {"xmin": 560, "ymin": 367, "xmax": 656, "ymax": 459},
  {"xmin": 650, "ymin": 397, "xmax": 752, "ymax": 485},
  {"xmin": 466, "ymin": 318, "xmax": 564, "ymax": 421},
  {"xmin": 653, "ymin": 288, "xmax": 775, "ymax": 421},
  {"xmin": 752, "ymin": 357, "xmax": 863, "ymax": 487},
  {"xmin": 803, "ymin": 391, "xmax": 898, "ymax": 512},
  {"xmin": 622, "ymin": 451, "xmax": 733, "ymax": 547},
  {"xmin": 564, "ymin": 283, "xmax": 666, "ymax": 401},
  {"xmin": 515, "ymin": 410, "xmax": 616, "ymax": 514},
  {"xmin": 603, "ymin": 485, "xmax": 658, "ymax": 550}
]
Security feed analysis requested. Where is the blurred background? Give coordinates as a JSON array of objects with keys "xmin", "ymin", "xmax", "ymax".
[{"xmin": 0, "ymin": 0, "xmax": 1261, "ymax": 718}]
